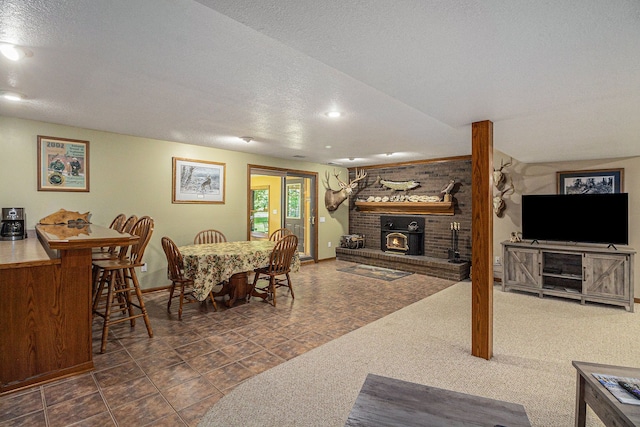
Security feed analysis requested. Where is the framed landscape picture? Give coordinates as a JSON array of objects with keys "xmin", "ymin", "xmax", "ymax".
[
  {"xmin": 172, "ymin": 157, "xmax": 226, "ymax": 204},
  {"xmin": 557, "ymin": 168, "xmax": 623, "ymax": 194},
  {"xmin": 37, "ymin": 135, "xmax": 90, "ymax": 192}
]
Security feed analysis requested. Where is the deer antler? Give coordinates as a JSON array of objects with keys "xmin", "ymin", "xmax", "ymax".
[
  {"xmin": 331, "ymin": 169, "xmax": 348, "ymax": 190},
  {"xmin": 499, "ymin": 184, "xmax": 514, "ymax": 197},
  {"xmin": 350, "ymin": 168, "xmax": 367, "ymax": 187},
  {"xmin": 323, "ymin": 170, "xmax": 334, "ymax": 190},
  {"xmin": 496, "ymin": 157, "xmax": 513, "ymax": 172}
]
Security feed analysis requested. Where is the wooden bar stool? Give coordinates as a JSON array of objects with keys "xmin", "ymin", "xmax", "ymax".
[{"xmin": 92, "ymin": 216, "xmax": 154, "ymax": 353}]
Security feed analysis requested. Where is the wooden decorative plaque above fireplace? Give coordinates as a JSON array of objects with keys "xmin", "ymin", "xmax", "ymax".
[{"xmin": 354, "ymin": 201, "xmax": 454, "ymax": 215}]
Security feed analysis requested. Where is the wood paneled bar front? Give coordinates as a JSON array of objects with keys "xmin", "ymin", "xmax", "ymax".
[{"xmin": 0, "ymin": 224, "xmax": 137, "ymax": 395}]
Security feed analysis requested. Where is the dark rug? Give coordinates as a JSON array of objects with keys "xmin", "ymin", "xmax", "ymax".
[{"xmin": 337, "ymin": 264, "xmax": 413, "ymax": 281}]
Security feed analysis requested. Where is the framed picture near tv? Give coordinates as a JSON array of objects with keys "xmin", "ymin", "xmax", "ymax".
[{"xmin": 556, "ymin": 168, "xmax": 623, "ymax": 194}]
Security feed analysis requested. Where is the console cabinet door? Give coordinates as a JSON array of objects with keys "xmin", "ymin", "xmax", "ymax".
[
  {"xmin": 504, "ymin": 247, "xmax": 541, "ymax": 288},
  {"xmin": 583, "ymin": 253, "xmax": 629, "ymax": 300}
]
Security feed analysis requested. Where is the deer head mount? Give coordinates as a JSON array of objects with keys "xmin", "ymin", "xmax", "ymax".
[
  {"xmin": 493, "ymin": 157, "xmax": 512, "ymax": 189},
  {"xmin": 324, "ymin": 168, "xmax": 367, "ymax": 212},
  {"xmin": 493, "ymin": 182, "xmax": 514, "ymax": 218}
]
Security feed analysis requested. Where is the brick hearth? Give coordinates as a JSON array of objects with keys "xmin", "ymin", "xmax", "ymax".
[{"xmin": 335, "ymin": 247, "xmax": 470, "ymax": 281}]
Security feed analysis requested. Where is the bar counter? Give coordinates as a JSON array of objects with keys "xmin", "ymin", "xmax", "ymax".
[{"xmin": 0, "ymin": 224, "xmax": 137, "ymax": 394}]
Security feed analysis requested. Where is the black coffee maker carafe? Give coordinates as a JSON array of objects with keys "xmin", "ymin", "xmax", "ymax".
[{"xmin": 1, "ymin": 207, "xmax": 27, "ymax": 240}]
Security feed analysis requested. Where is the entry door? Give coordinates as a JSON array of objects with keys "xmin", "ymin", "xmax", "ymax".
[{"xmin": 248, "ymin": 166, "xmax": 317, "ymax": 263}]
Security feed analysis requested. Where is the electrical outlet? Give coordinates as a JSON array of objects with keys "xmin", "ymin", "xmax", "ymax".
[
  {"xmin": 141, "ymin": 263, "xmax": 147, "ymax": 272},
  {"xmin": 494, "ymin": 256, "xmax": 501, "ymax": 265},
  {"xmin": 328, "ymin": 241, "xmax": 332, "ymax": 247}
]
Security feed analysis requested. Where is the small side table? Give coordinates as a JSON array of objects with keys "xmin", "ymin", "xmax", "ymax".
[{"xmin": 573, "ymin": 360, "xmax": 640, "ymax": 427}]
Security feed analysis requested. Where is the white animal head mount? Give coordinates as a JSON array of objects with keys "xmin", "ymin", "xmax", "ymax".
[
  {"xmin": 493, "ymin": 157, "xmax": 512, "ymax": 189},
  {"xmin": 324, "ymin": 168, "xmax": 367, "ymax": 212},
  {"xmin": 493, "ymin": 183, "xmax": 514, "ymax": 218}
]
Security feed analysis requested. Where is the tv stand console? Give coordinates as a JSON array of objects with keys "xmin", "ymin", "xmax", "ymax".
[{"xmin": 502, "ymin": 241, "xmax": 635, "ymax": 312}]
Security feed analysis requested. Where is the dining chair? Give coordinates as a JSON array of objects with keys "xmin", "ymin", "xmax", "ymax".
[
  {"xmin": 92, "ymin": 216, "xmax": 155, "ymax": 353},
  {"xmin": 162, "ymin": 236, "xmax": 217, "ymax": 320},
  {"xmin": 109, "ymin": 213, "xmax": 127, "ymax": 231},
  {"xmin": 194, "ymin": 229, "xmax": 227, "ymax": 244},
  {"xmin": 248, "ymin": 234, "xmax": 298, "ymax": 307},
  {"xmin": 269, "ymin": 227, "xmax": 292, "ymax": 241},
  {"xmin": 121, "ymin": 214, "xmax": 138, "ymax": 233}
]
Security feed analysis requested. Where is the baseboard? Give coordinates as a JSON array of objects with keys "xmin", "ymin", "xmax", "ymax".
[{"xmin": 142, "ymin": 285, "xmax": 171, "ymax": 293}]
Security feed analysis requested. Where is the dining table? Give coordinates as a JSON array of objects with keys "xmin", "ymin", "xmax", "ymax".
[{"xmin": 179, "ymin": 240, "xmax": 300, "ymax": 307}]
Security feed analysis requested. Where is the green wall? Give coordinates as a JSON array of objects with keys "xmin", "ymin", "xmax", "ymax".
[{"xmin": 0, "ymin": 116, "xmax": 349, "ymax": 290}]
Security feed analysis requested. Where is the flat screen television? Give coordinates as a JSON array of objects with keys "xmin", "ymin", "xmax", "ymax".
[{"xmin": 521, "ymin": 193, "xmax": 628, "ymax": 245}]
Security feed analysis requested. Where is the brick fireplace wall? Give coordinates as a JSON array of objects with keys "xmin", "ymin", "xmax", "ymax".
[{"xmin": 347, "ymin": 156, "xmax": 472, "ymax": 262}]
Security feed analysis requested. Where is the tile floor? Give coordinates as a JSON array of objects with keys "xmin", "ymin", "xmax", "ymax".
[{"xmin": 0, "ymin": 259, "xmax": 455, "ymax": 427}]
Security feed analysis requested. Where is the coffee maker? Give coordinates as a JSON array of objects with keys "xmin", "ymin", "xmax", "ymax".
[{"xmin": 1, "ymin": 207, "xmax": 27, "ymax": 240}]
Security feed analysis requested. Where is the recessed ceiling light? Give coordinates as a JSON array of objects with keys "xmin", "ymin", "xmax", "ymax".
[
  {"xmin": 0, "ymin": 43, "xmax": 31, "ymax": 61},
  {"xmin": 325, "ymin": 145, "xmax": 332, "ymax": 149},
  {"xmin": 1, "ymin": 91, "xmax": 24, "ymax": 101},
  {"xmin": 325, "ymin": 111, "xmax": 343, "ymax": 118}
]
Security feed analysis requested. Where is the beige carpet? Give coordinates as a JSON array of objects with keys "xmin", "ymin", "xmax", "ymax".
[{"xmin": 199, "ymin": 282, "xmax": 640, "ymax": 426}]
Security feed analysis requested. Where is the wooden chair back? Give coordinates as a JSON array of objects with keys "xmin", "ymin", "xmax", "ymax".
[
  {"xmin": 161, "ymin": 237, "xmax": 186, "ymax": 282},
  {"xmin": 194, "ymin": 229, "xmax": 227, "ymax": 244},
  {"xmin": 266, "ymin": 234, "xmax": 298, "ymax": 275},
  {"xmin": 269, "ymin": 228, "xmax": 293, "ymax": 241},
  {"xmin": 122, "ymin": 215, "xmax": 138, "ymax": 233},
  {"xmin": 128, "ymin": 216, "xmax": 154, "ymax": 266},
  {"xmin": 109, "ymin": 213, "xmax": 127, "ymax": 231},
  {"xmin": 98, "ymin": 213, "xmax": 127, "ymax": 255},
  {"xmin": 108, "ymin": 215, "xmax": 139, "ymax": 261}
]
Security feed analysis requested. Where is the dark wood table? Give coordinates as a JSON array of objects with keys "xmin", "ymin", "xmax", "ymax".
[
  {"xmin": 573, "ymin": 360, "xmax": 640, "ymax": 427},
  {"xmin": 345, "ymin": 373, "xmax": 531, "ymax": 426}
]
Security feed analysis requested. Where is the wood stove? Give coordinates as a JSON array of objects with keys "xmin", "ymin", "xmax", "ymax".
[{"xmin": 380, "ymin": 215, "xmax": 424, "ymax": 255}]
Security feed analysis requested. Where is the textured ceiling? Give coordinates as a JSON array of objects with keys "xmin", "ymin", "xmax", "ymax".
[{"xmin": 1, "ymin": 0, "xmax": 639, "ymax": 166}]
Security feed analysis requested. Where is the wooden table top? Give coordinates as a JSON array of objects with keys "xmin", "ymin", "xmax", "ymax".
[
  {"xmin": 36, "ymin": 223, "xmax": 137, "ymax": 250},
  {"xmin": 345, "ymin": 373, "xmax": 531, "ymax": 427},
  {"xmin": 0, "ymin": 225, "xmax": 138, "ymax": 270},
  {"xmin": 573, "ymin": 360, "xmax": 640, "ymax": 426}
]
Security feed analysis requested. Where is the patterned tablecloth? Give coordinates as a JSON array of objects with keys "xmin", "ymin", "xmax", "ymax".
[{"xmin": 179, "ymin": 240, "xmax": 300, "ymax": 301}]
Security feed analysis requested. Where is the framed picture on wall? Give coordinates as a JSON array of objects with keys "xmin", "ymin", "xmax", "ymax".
[
  {"xmin": 37, "ymin": 135, "xmax": 90, "ymax": 192},
  {"xmin": 557, "ymin": 168, "xmax": 623, "ymax": 194},
  {"xmin": 172, "ymin": 157, "xmax": 226, "ymax": 204}
]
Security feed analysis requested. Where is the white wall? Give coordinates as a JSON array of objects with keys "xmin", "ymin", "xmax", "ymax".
[
  {"xmin": 493, "ymin": 149, "xmax": 640, "ymax": 297},
  {"xmin": 0, "ymin": 116, "xmax": 350, "ymax": 290}
]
